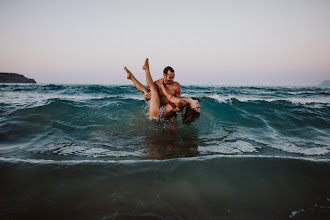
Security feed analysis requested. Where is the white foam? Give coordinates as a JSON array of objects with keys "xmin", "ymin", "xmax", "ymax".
[
  {"xmin": 0, "ymin": 145, "xmax": 23, "ymax": 151},
  {"xmin": 206, "ymin": 94, "xmax": 330, "ymax": 105},
  {"xmin": 0, "ymin": 156, "xmax": 117, "ymax": 164},
  {"xmin": 199, "ymin": 141, "xmax": 259, "ymax": 154},
  {"xmin": 289, "ymin": 208, "xmax": 304, "ymax": 218},
  {"xmin": 29, "ymin": 144, "xmax": 143, "ymax": 158},
  {"xmin": 251, "ymin": 115, "xmax": 330, "ymax": 156},
  {"xmin": 235, "ymin": 96, "xmax": 330, "ymax": 104},
  {"xmin": 270, "ymin": 141, "xmax": 330, "ymax": 156},
  {"xmin": 207, "ymin": 94, "xmax": 228, "ymax": 103},
  {"xmin": 122, "ymin": 94, "xmax": 145, "ymax": 101},
  {"xmin": 1, "ymin": 154, "xmax": 330, "ymax": 165}
]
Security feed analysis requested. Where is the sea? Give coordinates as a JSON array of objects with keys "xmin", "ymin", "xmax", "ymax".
[{"xmin": 1, "ymin": 84, "xmax": 330, "ymax": 219}]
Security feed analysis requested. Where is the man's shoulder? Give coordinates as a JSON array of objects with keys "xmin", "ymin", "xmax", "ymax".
[
  {"xmin": 154, "ymin": 79, "xmax": 162, "ymax": 88},
  {"xmin": 154, "ymin": 79, "xmax": 162, "ymax": 84},
  {"xmin": 173, "ymin": 81, "xmax": 181, "ymax": 88}
]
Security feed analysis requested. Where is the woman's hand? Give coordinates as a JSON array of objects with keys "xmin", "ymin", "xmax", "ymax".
[
  {"xmin": 173, "ymin": 107, "xmax": 181, "ymax": 112},
  {"xmin": 144, "ymin": 92, "xmax": 151, "ymax": 100}
]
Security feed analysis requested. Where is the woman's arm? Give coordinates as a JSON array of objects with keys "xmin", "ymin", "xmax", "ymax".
[{"xmin": 174, "ymin": 82, "xmax": 181, "ymax": 98}]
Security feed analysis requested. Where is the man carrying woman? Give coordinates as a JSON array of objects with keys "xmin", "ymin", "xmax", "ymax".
[{"xmin": 124, "ymin": 58, "xmax": 200, "ymax": 125}]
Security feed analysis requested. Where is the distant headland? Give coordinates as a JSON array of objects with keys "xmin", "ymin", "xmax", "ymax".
[
  {"xmin": 0, "ymin": 72, "xmax": 36, "ymax": 83},
  {"xmin": 318, "ymin": 80, "xmax": 330, "ymax": 87}
]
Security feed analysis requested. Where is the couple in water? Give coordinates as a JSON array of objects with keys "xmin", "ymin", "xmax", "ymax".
[{"xmin": 124, "ymin": 58, "xmax": 200, "ymax": 125}]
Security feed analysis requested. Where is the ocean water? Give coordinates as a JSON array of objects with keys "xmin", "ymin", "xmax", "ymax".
[{"xmin": 1, "ymin": 84, "xmax": 330, "ymax": 219}]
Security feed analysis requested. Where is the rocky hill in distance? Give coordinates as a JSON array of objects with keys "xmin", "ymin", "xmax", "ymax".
[
  {"xmin": 318, "ymin": 80, "xmax": 330, "ymax": 87},
  {"xmin": 0, "ymin": 73, "xmax": 36, "ymax": 83}
]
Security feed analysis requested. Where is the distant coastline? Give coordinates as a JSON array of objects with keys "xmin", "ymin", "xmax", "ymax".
[
  {"xmin": 318, "ymin": 80, "xmax": 330, "ymax": 87},
  {"xmin": 0, "ymin": 72, "xmax": 36, "ymax": 83}
]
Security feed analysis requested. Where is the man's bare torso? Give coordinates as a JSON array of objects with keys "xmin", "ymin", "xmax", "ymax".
[{"xmin": 154, "ymin": 79, "xmax": 181, "ymax": 106}]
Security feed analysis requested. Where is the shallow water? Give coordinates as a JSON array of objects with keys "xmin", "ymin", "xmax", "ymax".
[{"xmin": 1, "ymin": 84, "xmax": 330, "ymax": 219}]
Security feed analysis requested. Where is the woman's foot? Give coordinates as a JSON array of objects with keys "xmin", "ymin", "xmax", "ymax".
[
  {"xmin": 124, "ymin": 67, "xmax": 133, "ymax": 79},
  {"xmin": 142, "ymin": 58, "xmax": 149, "ymax": 71}
]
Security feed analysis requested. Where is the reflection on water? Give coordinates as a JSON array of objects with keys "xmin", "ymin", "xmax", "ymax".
[{"xmin": 145, "ymin": 121, "xmax": 200, "ymax": 160}]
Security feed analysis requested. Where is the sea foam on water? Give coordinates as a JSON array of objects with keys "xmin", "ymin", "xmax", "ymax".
[{"xmin": 1, "ymin": 84, "xmax": 329, "ymax": 219}]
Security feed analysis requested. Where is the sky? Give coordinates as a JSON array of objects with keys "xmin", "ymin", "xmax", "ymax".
[{"xmin": 1, "ymin": 0, "xmax": 329, "ymax": 85}]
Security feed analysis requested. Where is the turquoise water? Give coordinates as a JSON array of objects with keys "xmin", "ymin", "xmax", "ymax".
[{"xmin": 1, "ymin": 84, "xmax": 330, "ymax": 219}]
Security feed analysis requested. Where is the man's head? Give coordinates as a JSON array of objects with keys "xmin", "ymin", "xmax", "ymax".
[{"xmin": 163, "ymin": 66, "xmax": 175, "ymax": 84}]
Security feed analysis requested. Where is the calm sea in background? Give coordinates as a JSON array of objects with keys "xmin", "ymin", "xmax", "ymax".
[{"xmin": 1, "ymin": 84, "xmax": 330, "ymax": 219}]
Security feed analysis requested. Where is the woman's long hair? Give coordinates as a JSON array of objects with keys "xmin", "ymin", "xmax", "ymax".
[{"xmin": 182, "ymin": 105, "xmax": 200, "ymax": 125}]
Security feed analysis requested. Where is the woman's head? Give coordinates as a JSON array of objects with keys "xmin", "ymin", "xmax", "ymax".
[
  {"xmin": 189, "ymin": 99, "xmax": 200, "ymax": 113},
  {"xmin": 182, "ymin": 99, "xmax": 200, "ymax": 125}
]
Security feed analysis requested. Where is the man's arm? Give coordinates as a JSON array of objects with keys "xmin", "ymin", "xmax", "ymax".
[{"xmin": 174, "ymin": 82, "xmax": 181, "ymax": 97}]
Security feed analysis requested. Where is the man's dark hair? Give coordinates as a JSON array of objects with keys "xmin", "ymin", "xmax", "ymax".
[{"xmin": 163, "ymin": 66, "xmax": 175, "ymax": 75}]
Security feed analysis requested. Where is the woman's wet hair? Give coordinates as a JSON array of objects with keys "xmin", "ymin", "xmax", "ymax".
[
  {"xmin": 163, "ymin": 66, "xmax": 174, "ymax": 75},
  {"xmin": 182, "ymin": 105, "xmax": 200, "ymax": 125}
]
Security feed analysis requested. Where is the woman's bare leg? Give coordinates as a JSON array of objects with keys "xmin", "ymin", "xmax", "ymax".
[
  {"xmin": 142, "ymin": 58, "xmax": 161, "ymax": 117},
  {"xmin": 124, "ymin": 67, "xmax": 150, "ymax": 94}
]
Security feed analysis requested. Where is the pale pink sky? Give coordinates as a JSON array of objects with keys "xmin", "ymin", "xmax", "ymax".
[{"xmin": 1, "ymin": 0, "xmax": 329, "ymax": 85}]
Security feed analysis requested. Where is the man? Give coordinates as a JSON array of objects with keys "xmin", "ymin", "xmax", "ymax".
[{"xmin": 144, "ymin": 66, "xmax": 181, "ymax": 110}]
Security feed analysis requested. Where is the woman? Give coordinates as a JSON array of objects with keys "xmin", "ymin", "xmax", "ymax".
[{"xmin": 124, "ymin": 58, "xmax": 200, "ymax": 124}]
